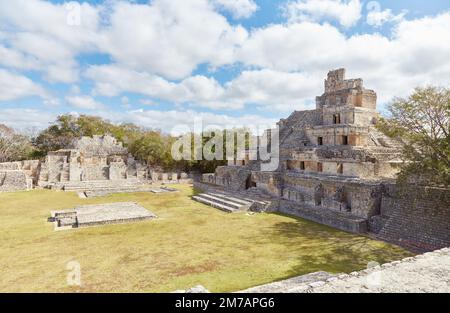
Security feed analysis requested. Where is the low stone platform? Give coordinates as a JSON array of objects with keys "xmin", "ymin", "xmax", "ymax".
[
  {"xmin": 78, "ymin": 186, "xmax": 179, "ymax": 198},
  {"xmin": 49, "ymin": 202, "xmax": 156, "ymax": 230},
  {"xmin": 150, "ymin": 186, "xmax": 179, "ymax": 193}
]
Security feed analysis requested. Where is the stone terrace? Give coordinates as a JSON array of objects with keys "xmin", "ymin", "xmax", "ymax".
[{"xmin": 238, "ymin": 248, "xmax": 450, "ymax": 293}]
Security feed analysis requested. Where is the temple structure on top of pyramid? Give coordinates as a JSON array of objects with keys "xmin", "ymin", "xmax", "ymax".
[{"xmin": 196, "ymin": 68, "xmax": 405, "ymax": 233}]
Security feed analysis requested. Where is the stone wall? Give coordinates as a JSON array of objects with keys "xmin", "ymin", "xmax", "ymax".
[
  {"xmin": 282, "ymin": 173, "xmax": 381, "ymax": 219},
  {"xmin": 0, "ymin": 161, "xmax": 38, "ymax": 191},
  {"xmin": 369, "ymin": 184, "xmax": 450, "ymax": 252},
  {"xmin": 278, "ymin": 199, "xmax": 368, "ymax": 233},
  {"xmin": 0, "ymin": 170, "xmax": 30, "ymax": 192}
]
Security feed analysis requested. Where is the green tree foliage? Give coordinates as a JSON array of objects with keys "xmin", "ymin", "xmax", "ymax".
[
  {"xmin": 128, "ymin": 131, "xmax": 167, "ymax": 168},
  {"xmin": 377, "ymin": 87, "xmax": 450, "ymax": 186},
  {"xmin": 21, "ymin": 114, "xmax": 258, "ymax": 173},
  {"xmin": 34, "ymin": 114, "xmax": 141, "ymax": 155}
]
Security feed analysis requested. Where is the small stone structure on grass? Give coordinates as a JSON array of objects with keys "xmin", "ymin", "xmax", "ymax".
[{"xmin": 49, "ymin": 202, "xmax": 156, "ymax": 230}]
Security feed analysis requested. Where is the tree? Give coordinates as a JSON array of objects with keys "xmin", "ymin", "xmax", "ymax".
[
  {"xmin": 33, "ymin": 114, "xmax": 142, "ymax": 155},
  {"xmin": 128, "ymin": 130, "xmax": 167, "ymax": 168},
  {"xmin": 377, "ymin": 87, "xmax": 450, "ymax": 186},
  {"xmin": 0, "ymin": 124, "xmax": 34, "ymax": 162}
]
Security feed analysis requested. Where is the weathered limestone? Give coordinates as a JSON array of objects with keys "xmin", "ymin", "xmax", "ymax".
[
  {"xmin": 1, "ymin": 135, "xmax": 192, "ymax": 193},
  {"xmin": 196, "ymin": 69, "xmax": 398, "ymax": 221},
  {"xmin": 238, "ymin": 271, "xmax": 337, "ymax": 293},
  {"xmin": 192, "ymin": 192, "xmax": 254, "ymax": 213},
  {"xmin": 0, "ymin": 170, "xmax": 31, "ymax": 192},
  {"xmin": 369, "ymin": 184, "xmax": 450, "ymax": 252},
  {"xmin": 49, "ymin": 202, "xmax": 156, "ymax": 230},
  {"xmin": 195, "ymin": 69, "xmax": 449, "ymax": 251},
  {"xmin": 236, "ymin": 248, "xmax": 450, "ymax": 293},
  {"xmin": 0, "ymin": 160, "xmax": 39, "ymax": 191},
  {"xmin": 38, "ymin": 135, "xmax": 142, "ymax": 186}
]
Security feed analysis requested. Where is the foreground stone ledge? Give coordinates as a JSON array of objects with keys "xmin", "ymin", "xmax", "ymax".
[{"xmin": 235, "ymin": 247, "xmax": 450, "ymax": 293}]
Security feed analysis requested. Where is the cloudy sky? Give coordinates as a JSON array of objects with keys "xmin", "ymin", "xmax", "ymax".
[{"xmin": 0, "ymin": 0, "xmax": 449, "ymax": 132}]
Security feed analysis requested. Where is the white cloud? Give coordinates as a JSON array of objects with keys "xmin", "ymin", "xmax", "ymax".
[
  {"xmin": 85, "ymin": 64, "xmax": 231, "ymax": 108},
  {"xmin": 367, "ymin": 8, "xmax": 406, "ymax": 27},
  {"xmin": 236, "ymin": 12, "xmax": 450, "ymax": 105},
  {"xmin": 0, "ymin": 107, "xmax": 277, "ymax": 134},
  {"xmin": 65, "ymin": 95, "xmax": 104, "ymax": 110},
  {"xmin": 1, "ymin": 0, "xmax": 450, "ymax": 123},
  {"xmin": 0, "ymin": 69, "xmax": 47, "ymax": 101},
  {"xmin": 223, "ymin": 69, "xmax": 320, "ymax": 111},
  {"xmin": 211, "ymin": 0, "xmax": 258, "ymax": 19},
  {"xmin": 69, "ymin": 85, "xmax": 81, "ymax": 95},
  {"xmin": 0, "ymin": 108, "xmax": 56, "ymax": 130},
  {"xmin": 139, "ymin": 99, "xmax": 158, "ymax": 106},
  {"xmin": 120, "ymin": 96, "xmax": 132, "ymax": 109},
  {"xmin": 0, "ymin": 0, "xmax": 100, "ymax": 83},
  {"xmin": 0, "ymin": 44, "xmax": 40, "ymax": 70},
  {"xmin": 283, "ymin": 0, "xmax": 362, "ymax": 28},
  {"xmin": 86, "ymin": 64, "xmax": 320, "ymax": 111},
  {"xmin": 237, "ymin": 22, "xmax": 346, "ymax": 73},
  {"xmin": 98, "ymin": 0, "xmax": 248, "ymax": 80},
  {"xmin": 103, "ymin": 109, "xmax": 278, "ymax": 134}
]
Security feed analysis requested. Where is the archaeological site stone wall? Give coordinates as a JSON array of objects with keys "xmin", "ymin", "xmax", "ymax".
[
  {"xmin": 0, "ymin": 135, "xmax": 192, "ymax": 192},
  {"xmin": 196, "ymin": 69, "xmax": 450, "ymax": 251},
  {"xmin": 370, "ymin": 184, "xmax": 450, "ymax": 252},
  {"xmin": 0, "ymin": 161, "xmax": 37, "ymax": 191},
  {"xmin": 0, "ymin": 169, "xmax": 30, "ymax": 192}
]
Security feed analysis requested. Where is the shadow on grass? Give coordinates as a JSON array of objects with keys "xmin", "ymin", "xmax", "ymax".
[{"xmin": 248, "ymin": 212, "xmax": 412, "ymax": 279}]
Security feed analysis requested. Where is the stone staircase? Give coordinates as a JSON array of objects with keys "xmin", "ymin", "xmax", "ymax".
[
  {"xmin": 49, "ymin": 179, "xmax": 149, "ymax": 192},
  {"xmin": 60, "ymin": 164, "xmax": 70, "ymax": 182},
  {"xmin": 192, "ymin": 192, "xmax": 254, "ymax": 213},
  {"xmin": 370, "ymin": 130, "xmax": 402, "ymax": 148}
]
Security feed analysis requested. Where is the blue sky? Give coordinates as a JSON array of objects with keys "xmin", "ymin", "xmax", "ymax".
[{"xmin": 0, "ymin": 0, "xmax": 449, "ymax": 132}]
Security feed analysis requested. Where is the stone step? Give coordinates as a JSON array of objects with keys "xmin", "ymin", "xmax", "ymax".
[
  {"xmin": 238, "ymin": 271, "xmax": 337, "ymax": 293},
  {"xmin": 192, "ymin": 195, "xmax": 238, "ymax": 213},
  {"xmin": 51, "ymin": 179, "xmax": 143, "ymax": 191},
  {"xmin": 240, "ymin": 195, "xmax": 271, "ymax": 206},
  {"xmin": 207, "ymin": 192, "xmax": 253, "ymax": 206},
  {"xmin": 198, "ymin": 193, "xmax": 248, "ymax": 210},
  {"xmin": 65, "ymin": 185, "xmax": 149, "ymax": 192}
]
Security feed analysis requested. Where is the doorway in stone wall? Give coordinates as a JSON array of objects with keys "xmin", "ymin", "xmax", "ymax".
[
  {"xmin": 314, "ymin": 183, "xmax": 324, "ymax": 206},
  {"xmin": 245, "ymin": 175, "xmax": 257, "ymax": 189}
]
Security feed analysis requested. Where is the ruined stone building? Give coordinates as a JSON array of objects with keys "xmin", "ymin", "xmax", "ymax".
[
  {"xmin": 37, "ymin": 135, "xmax": 147, "ymax": 187},
  {"xmin": 195, "ymin": 69, "xmax": 450, "ymax": 252},
  {"xmin": 0, "ymin": 135, "xmax": 190, "ymax": 192}
]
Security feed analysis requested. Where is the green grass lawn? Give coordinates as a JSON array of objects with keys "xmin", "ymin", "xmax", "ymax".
[{"xmin": 0, "ymin": 184, "xmax": 412, "ymax": 292}]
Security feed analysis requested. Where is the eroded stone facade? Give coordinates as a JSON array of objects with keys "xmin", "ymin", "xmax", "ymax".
[
  {"xmin": 196, "ymin": 69, "xmax": 450, "ymax": 251},
  {"xmin": 0, "ymin": 135, "xmax": 191, "ymax": 192},
  {"xmin": 0, "ymin": 160, "xmax": 38, "ymax": 191},
  {"xmin": 37, "ymin": 135, "xmax": 147, "ymax": 186}
]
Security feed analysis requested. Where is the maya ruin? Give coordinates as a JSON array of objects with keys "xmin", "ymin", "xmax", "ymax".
[
  {"xmin": 1, "ymin": 0, "xmax": 449, "ymax": 299},
  {"xmin": 1, "ymin": 69, "xmax": 449, "ymax": 294},
  {"xmin": 0, "ymin": 134, "xmax": 192, "ymax": 195},
  {"xmin": 195, "ymin": 69, "xmax": 450, "ymax": 253}
]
